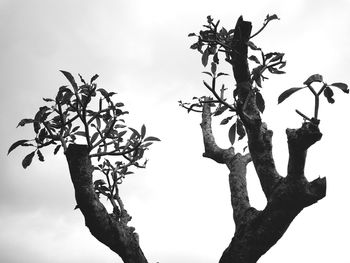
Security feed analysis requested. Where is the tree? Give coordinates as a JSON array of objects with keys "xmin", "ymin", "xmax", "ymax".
[
  {"xmin": 180, "ymin": 15, "xmax": 348, "ymax": 262},
  {"xmin": 8, "ymin": 15, "xmax": 349, "ymax": 263},
  {"xmin": 8, "ymin": 71, "xmax": 160, "ymax": 263}
]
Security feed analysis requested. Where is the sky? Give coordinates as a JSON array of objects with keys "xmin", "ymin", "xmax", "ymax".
[{"xmin": 1, "ymin": 0, "xmax": 350, "ymax": 262}]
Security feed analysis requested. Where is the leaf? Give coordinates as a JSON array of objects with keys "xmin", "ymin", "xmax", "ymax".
[
  {"xmin": 17, "ymin": 119, "xmax": 34, "ymax": 127},
  {"xmin": 8, "ymin": 139, "xmax": 30, "ymax": 155},
  {"xmin": 141, "ymin": 124, "xmax": 146, "ymax": 138},
  {"xmin": 61, "ymin": 90, "xmax": 73, "ymax": 105},
  {"xmin": 118, "ymin": 130, "xmax": 127, "ymax": 138},
  {"xmin": 112, "ymin": 102, "xmax": 123, "ymax": 108},
  {"xmin": 142, "ymin": 142, "xmax": 153, "ymax": 148},
  {"xmin": 94, "ymin": 179, "xmax": 106, "ymax": 186},
  {"xmin": 71, "ymin": 126, "xmax": 80, "ymax": 133},
  {"xmin": 268, "ymin": 67, "xmax": 285, "ymax": 74},
  {"xmin": 75, "ymin": 131, "xmax": 86, "ymax": 137},
  {"xmin": 228, "ymin": 123, "xmax": 236, "ymax": 145},
  {"xmin": 248, "ymin": 55, "xmax": 260, "ymax": 64},
  {"xmin": 202, "ymin": 71, "xmax": 212, "ymax": 77},
  {"xmin": 247, "ymin": 41, "xmax": 260, "ymax": 51},
  {"xmin": 188, "ymin": 33, "xmax": 196, "ymax": 37},
  {"xmin": 202, "ymin": 48, "xmax": 210, "ymax": 67},
  {"xmin": 144, "ymin": 136, "xmax": 161, "ymax": 142},
  {"xmin": 190, "ymin": 42, "xmax": 199, "ymax": 50},
  {"xmin": 269, "ymin": 53, "xmax": 284, "ymax": 62},
  {"xmin": 217, "ymin": 72, "xmax": 229, "ymax": 78},
  {"xmin": 330, "ymin": 82, "xmax": 349, "ymax": 93},
  {"xmin": 90, "ymin": 74, "xmax": 99, "ymax": 83},
  {"xmin": 220, "ymin": 116, "xmax": 233, "ymax": 125},
  {"xmin": 211, "ymin": 62, "xmax": 217, "ymax": 75},
  {"xmin": 129, "ymin": 127, "xmax": 140, "ymax": 138},
  {"xmin": 97, "ymin": 88, "xmax": 109, "ymax": 98},
  {"xmin": 278, "ymin": 87, "xmax": 305, "ymax": 104},
  {"xmin": 236, "ymin": 118, "xmax": 246, "ymax": 140},
  {"xmin": 37, "ymin": 149, "xmax": 44, "ymax": 162},
  {"xmin": 323, "ymin": 86, "xmax": 335, "ymax": 104},
  {"xmin": 54, "ymin": 145, "xmax": 61, "ymax": 155},
  {"xmin": 207, "ymin": 15, "xmax": 213, "ymax": 24},
  {"xmin": 60, "ymin": 70, "xmax": 78, "ymax": 90},
  {"xmin": 43, "ymin": 98, "xmax": 54, "ymax": 102},
  {"xmin": 264, "ymin": 52, "xmax": 275, "ymax": 60},
  {"xmin": 78, "ymin": 74, "xmax": 86, "ymax": 84},
  {"xmin": 33, "ymin": 121, "xmax": 41, "ymax": 134},
  {"xmin": 279, "ymin": 61, "xmax": 287, "ymax": 69},
  {"xmin": 22, "ymin": 151, "xmax": 35, "ymax": 169},
  {"xmin": 203, "ymin": 81, "xmax": 212, "ymax": 90},
  {"xmin": 303, "ymin": 74, "xmax": 323, "ymax": 85},
  {"xmin": 265, "ymin": 14, "xmax": 279, "ymax": 23},
  {"xmin": 256, "ymin": 91, "xmax": 265, "ymax": 113},
  {"xmin": 90, "ymin": 132, "xmax": 99, "ymax": 145},
  {"xmin": 96, "ymin": 117, "xmax": 101, "ymax": 129},
  {"xmin": 213, "ymin": 53, "xmax": 219, "ymax": 64},
  {"xmin": 214, "ymin": 105, "xmax": 228, "ymax": 116}
]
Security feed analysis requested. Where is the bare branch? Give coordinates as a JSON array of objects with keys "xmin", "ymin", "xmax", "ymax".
[
  {"xmin": 200, "ymin": 99, "xmax": 227, "ymax": 163},
  {"xmin": 286, "ymin": 122, "xmax": 322, "ymax": 180},
  {"xmin": 65, "ymin": 144, "xmax": 147, "ymax": 263},
  {"xmin": 227, "ymin": 153, "xmax": 252, "ymax": 225}
]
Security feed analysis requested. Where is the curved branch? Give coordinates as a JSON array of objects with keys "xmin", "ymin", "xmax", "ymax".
[
  {"xmin": 65, "ymin": 144, "xmax": 148, "ymax": 263},
  {"xmin": 200, "ymin": 99, "xmax": 228, "ymax": 164},
  {"xmin": 201, "ymin": 100, "xmax": 252, "ymax": 225}
]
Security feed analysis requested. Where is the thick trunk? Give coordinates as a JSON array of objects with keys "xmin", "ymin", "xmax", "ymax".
[
  {"xmin": 65, "ymin": 144, "xmax": 148, "ymax": 263},
  {"xmin": 200, "ymin": 16, "xmax": 327, "ymax": 263}
]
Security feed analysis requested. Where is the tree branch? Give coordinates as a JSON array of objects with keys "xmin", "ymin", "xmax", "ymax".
[
  {"xmin": 286, "ymin": 122, "xmax": 322, "ymax": 180},
  {"xmin": 200, "ymin": 100, "xmax": 252, "ymax": 225},
  {"xmin": 227, "ymin": 153, "xmax": 252, "ymax": 225},
  {"xmin": 229, "ymin": 17, "xmax": 282, "ymax": 198},
  {"xmin": 65, "ymin": 144, "xmax": 148, "ymax": 263},
  {"xmin": 200, "ymin": 99, "xmax": 229, "ymax": 164}
]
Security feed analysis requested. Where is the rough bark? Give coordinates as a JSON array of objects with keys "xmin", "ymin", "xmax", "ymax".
[
  {"xmin": 200, "ymin": 16, "xmax": 327, "ymax": 263},
  {"xmin": 65, "ymin": 144, "xmax": 148, "ymax": 263}
]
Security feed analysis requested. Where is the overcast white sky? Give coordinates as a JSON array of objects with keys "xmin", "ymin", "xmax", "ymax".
[{"xmin": 1, "ymin": 0, "xmax": 350, "ymax": 262}]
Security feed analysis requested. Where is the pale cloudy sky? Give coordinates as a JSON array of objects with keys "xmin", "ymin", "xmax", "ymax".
[{"xmin": 1, "ymin": 0, "xmax": 350, "ymax": 262}]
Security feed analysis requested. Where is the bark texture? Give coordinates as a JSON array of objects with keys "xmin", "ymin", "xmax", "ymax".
[
  {"xmin": 65, "ymin": 144, "xmax": 148, "ymax": 263},
  {"xmin": 200, "ymin": 16, "xmax": 327, "ymax": 263}
]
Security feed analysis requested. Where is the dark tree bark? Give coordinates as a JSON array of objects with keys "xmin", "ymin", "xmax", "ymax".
[
  {"xmin": 61, "ymin": 16, "xmax": 326, "ymax": 263},
  {"xmin": 200, "ymin": 17, "xmax": 326, "ymax": 263},
  {"xmin": 65, "ymin": 144, "xmax": 148, "ymax": 263}
]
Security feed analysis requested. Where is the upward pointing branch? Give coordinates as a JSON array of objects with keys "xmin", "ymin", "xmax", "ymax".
[
  {"xmin": 228, "ymin": 16, "xmax": 282, "ymax": 198},
  {"xmin": 200, "ymin": 100, "xmax": 252, "ymax": 225}
]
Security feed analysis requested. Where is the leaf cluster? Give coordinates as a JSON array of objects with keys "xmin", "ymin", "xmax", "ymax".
[
  {"xmin": 9, "ymin": 71, "xmax": 160, "ymax": 200},
  {"xmin": 183, "ymin": 15, "xmax": 286, "ymax": 146},
  {"xmin": 9, "ymin": 71, "xmax": 160, "ymax": 215},
  {"xmin": 278, "ymin": 73, "xmax": 348, "ymax": 123}
]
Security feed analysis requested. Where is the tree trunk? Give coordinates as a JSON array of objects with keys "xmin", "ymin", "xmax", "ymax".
[
  {"xmin": 200, "ymin": 16, "xmax": 327, "ymax": 263},
  {"xmin": 65, "ymin": 144, "xmax": 148, "ymax": 263}
]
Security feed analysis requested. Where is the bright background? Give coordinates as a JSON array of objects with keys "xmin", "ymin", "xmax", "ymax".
[{"xmin": 1, "ymin": 0, "xmax": 350, "ymax": 262}]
